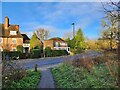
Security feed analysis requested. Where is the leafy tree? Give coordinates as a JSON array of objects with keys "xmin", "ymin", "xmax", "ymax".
[
  {"xmin": 74, "ymin": 28, "xmax": 86, "ymax": 53},
  {"xmin": 30, "ymin": 33, "xmax": 42, "ymax": 49},
  {"xmin": 101, "ymin": 18, "xmax": 118, "ymax": 50},
  {"xmin": 17, "ymin": 45, "xmax": 23, "ymax": 53},
  {"xmin": 65, "ymin": 37, "xmax": 75, "ymax": 49}
]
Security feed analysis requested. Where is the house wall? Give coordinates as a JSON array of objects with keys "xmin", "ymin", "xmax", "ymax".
[
  {"xmin": 44, "ymin": 40, "xmax": 54, "ymax": 49},
  {"xmin": 0, "ymin": 37, "xmax": 23, "ymax": 51},
  {"xmin": 53, "ymin": 40, "xmax": 67, "ymax": 47}
]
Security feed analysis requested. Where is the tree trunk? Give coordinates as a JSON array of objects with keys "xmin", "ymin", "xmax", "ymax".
[{"xmin": 117, "ymin": 42, "xmax": 120, "ymax": 87}]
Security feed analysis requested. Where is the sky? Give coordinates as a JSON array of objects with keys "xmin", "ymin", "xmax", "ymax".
[{"xmin": 1, "ymin": 2, "xmax": 106, "ymax": 39}]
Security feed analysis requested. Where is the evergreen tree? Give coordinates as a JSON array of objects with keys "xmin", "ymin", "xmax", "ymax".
[
  {"xmin": 30, "ymin": 33, "xmax": 42, "ymax": 49},
  {"xmin": 75, "ymin": 28, "xmax": 86, "ymax": 53}
]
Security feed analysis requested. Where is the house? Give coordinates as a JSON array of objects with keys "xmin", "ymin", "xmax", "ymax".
[
  {"xmin": 44, "ymin": 37, "xmax": 70, "ymax": 53},
  {"xmin": 0, "ymin": 17, "xmax": 30, "ymax": 53}
]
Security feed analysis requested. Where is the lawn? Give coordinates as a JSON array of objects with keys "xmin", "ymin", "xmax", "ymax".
[{"xmin": 52, "ymin": 63, "xmax": 118, "ymax": 88}]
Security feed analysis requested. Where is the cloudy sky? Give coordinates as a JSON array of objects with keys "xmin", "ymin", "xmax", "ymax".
[{"xmin": 1, "ymin": 2, "xmax": 106, "ymax": 39}]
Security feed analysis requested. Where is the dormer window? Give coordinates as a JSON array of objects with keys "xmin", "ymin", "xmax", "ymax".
[{"xmin": 10, "ymin": 31, "xmax": 17, "ymax": 35}]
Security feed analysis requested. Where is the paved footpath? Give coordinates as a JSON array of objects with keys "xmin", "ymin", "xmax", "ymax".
[
  {"xmin": 37, "ymin": 64, "xmax": 59, "ymax": 88},
  {"xmin": 38, "ymin": 68, "xmax": 55, "ymax": 88}
]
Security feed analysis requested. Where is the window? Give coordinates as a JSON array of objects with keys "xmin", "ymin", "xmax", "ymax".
[
  {"xmin": 60, "ymin": 42, "xmax": 66, "ymax": 46},
  {"xmin": 10, "ymin": 31, "xmax": 17, "ymax": 35},
  {"xmin": 12, "ymin": 48, "xmax": 16, "ymax": 51},
  {"xmin": 12, "ymin": 38, "xmax": 17, "ymax": 43},
  {"xmin": 55, "ymin": 42, "xmax": 59, "ymax": 47},
  {"xmin": 0, "ymin": 38, "xmax": 2, "ymax": 43}
]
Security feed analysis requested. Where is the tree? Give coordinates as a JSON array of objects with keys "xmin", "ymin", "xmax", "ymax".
[
  {"xmin": 101, "ymin": 1, "xmax": 120, "ymax": 87},
  {"xmin": 30, "ymin": 33, "xmax": 42, "ymax": 49},
  {"xmin": 36, "ymin": 28, "xmax": 50, "ymax": 42},
  {"xmin": 101, "ymin": 18, "xmax": 118, "ymax": 50},
  {"xmin": 65, "ymin": 37, "xmax": 75, "ymax": 49},
  {"xmin": 74, "ymin": 28, "xmax": 86, "ymax": 53}
]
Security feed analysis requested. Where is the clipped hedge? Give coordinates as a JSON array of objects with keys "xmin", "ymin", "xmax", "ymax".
[
  {"xmin": 30, "ymin": 49, "xmax": 42, "ymax": 58},
  {"xmin": 2, "ymin": 51, "xmax": 28, "ymax": 60},
  {"xmin": 52, "ymin": 50, "xmax": 68, "ymax": 57},
  {"xmin": 45, "ymin": 47, "xmax": 68, "ymax": 57}
]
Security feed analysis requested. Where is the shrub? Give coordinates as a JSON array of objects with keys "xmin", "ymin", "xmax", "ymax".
[
  {"xmin": 45, "ymin": 47, "xmax": 52, "ymax": 57},
  {"xmin": 44, "ymin": 46, "xmax": 68, "ymax": 57},
  {"xmin": 31, "ymin": 49, "xmax": 42, "ymax": 58},
  {"xmin": 52, "ymin": 50, "xmax": 68, "ymax": 57},
  {"xmin": 17, "ymin": 45, "xmax": 23, "ymax": 53}
]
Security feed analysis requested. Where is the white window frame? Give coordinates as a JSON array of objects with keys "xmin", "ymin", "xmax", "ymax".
[
  {"xmin": 12, "ymin": 38, "xmax": 17, "ymax": 44},
  {"xmin": 55, "ymin": 42, "xmax": 59, "ymax": 47},
  {"xmin": 10, "ymin": 31, "xmax": 17, "ymax": 35}
]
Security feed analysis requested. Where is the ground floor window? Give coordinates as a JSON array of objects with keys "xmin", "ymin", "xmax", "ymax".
[{"xmin": 12, "ymin": 47, "xmax": 17, "ymax": 51}]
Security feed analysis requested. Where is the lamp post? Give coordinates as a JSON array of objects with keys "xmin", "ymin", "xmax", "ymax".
[{"xmin": 72, "ymin": 22, "xmax": 75, "ymax": 38}]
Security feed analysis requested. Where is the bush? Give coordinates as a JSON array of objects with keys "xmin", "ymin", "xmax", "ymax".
[
  {"xmin": 44, "ymin": 47, "xmax": 68, "ymax": 57},
  {"xmin": 17, "ymin": 45, "xmax": 23, "ymax": 53},
  {"xmin": 31, "ymin": 49, "xmax": 42, "ymax": 58},
  {"xmin": 3, "ymin": 70, "xmax": 41, "ymax": 88},
  {"xmin": 45, "ymin": 47, "xmax": 52, "ymax": 57},
  {"xmin": 52, "ymin": 50, "xmax": 68, "ymax": 57}
]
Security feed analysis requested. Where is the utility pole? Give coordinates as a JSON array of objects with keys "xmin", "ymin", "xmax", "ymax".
[{"xmin": 72, "ymin": 22, "xmax": 75, "ymax": 38}]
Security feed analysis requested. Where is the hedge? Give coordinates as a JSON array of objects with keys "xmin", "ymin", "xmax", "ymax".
[
  {"xmin": 45, "ymin": 47, "xmax": 69, "ymax": 57},
  {"xmin": 30, "ymin": 49, "xmax": 42, "ymax": 58},
  {"xmin": 2, "ymin": 51, "xmax": 28, "ymax": 60}
]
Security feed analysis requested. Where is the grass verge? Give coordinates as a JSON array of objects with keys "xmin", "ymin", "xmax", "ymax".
[{"xmin": 52, "ymin": 63, "xmax": 118, "ymax": 88}]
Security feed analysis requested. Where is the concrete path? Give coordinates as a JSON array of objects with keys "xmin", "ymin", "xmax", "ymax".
[
  {"xmin": 38, "ymin": 68, "xmax": 55, "ymax": 88},
  {"xmin": 36, "ymin": 64, "xmax": 59, "ymax": 88}
]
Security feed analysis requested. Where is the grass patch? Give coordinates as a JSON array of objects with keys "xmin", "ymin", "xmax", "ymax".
[{"xmin": 52, "ymin": 63, "xmax": 118, "ymax": 88}]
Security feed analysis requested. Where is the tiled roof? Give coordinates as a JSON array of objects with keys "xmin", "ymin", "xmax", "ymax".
[
  {"xmin": 21, "ymin": 34, "xmax": 30, "ymax": 43},
  {"xmin": 0, "ymin": 24, "xmax": 23, "ymax": 38},
  {"xmin": 49, "ymin": 37, "xmax": 66, "ymax": 42}
]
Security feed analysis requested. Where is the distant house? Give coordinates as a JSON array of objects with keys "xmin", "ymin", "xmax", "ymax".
[
  {"xmin": 21, "ymin": 34, "xmax": 30, "ymax": 53},
  {"xmin": 44, "ymin": 37, "xmax": 70, "ymax": 53},
  {"xmin": 0, "ymin": 17, "xmax": 30, "ymax": 53}
]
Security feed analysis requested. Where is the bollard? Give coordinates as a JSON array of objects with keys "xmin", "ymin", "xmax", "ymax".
[{"xmin": 34, "ymin": 64, "xmax": 38, "ymax": 72}]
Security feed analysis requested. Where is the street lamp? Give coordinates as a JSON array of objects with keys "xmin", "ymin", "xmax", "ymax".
[{"xmin": 72, "ymin": 22, "xmax": 75, "ymax": 38}]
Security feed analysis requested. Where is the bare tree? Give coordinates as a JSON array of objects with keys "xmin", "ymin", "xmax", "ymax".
[
  {"xmin": 101, "ymin": 0, "xmax": 120, "ymax": 87},
  {"xmin": 35, "ymin": 28, "xmax": 50, "ymax": 42}
]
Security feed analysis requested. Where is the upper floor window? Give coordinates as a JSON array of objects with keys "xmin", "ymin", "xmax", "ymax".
[
  {"xmin": 12, "ymin": 38, "xmax": 17, "ymax": 43},
  {"xmin": 60, "ymin": 42, "xmax": 66, "ymax": 46},
  {"xmin": 0, "ymin": 38, "xmax": 2, "ymax": 43},
  {"xmin": 55, "ymin": 42, "xmax": 59, "ymax": 47},
  {"xmin": 10, "ymin": 31, "xmax": 17, "ymax": 35}
]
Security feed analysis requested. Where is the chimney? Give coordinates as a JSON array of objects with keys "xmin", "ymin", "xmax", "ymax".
[
  {"xmin": 15, "ymin": 25, "xmax": 19, "ymax": 30},
  {"xmin": 4, "ymin": 16, "xmax": 9, "ymax": 29}
]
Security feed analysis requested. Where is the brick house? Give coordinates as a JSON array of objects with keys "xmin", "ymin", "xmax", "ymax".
[
  {"xmin": 44, "ymin": 37, "xmax": 70, "ymax": 53},
  {"xmin": 0, "ymin": 17, "xmax": 30, "ymax": 53}
]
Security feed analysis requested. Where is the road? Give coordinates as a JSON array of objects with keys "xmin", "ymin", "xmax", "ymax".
[
  {"xmin": 13, "ymin": 50, "xmax": 102, "ymax": 88},
  {"xmin": 15, "ymin": 50, "xmax": 102, "ymax": 69}
]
